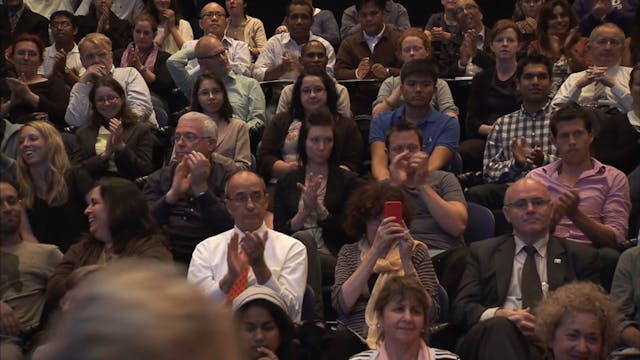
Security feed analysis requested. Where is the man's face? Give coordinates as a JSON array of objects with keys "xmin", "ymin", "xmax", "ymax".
[
  {"xmin": 50, "ymin": 15, "xmax": 77, "ymax": 43},
  {"xmin": 199, "ymin": 3, "xmax": 227, "ymax": 37},
  {"xmin": 358, "ymin": 2, "xmax": 385, "ymax": 36},
  {"xmin": 551, "ymin": 118, "xmax": 594, "ymax": 166},
  {"xmin": 455, "ymin": 0, "xmax": 483, "ymax": 31},
  {"xmin": 196, "ymin": 36, "xmax": 229, "ymax": 76},
  {"xmin": 503, "ymin": 179, "xmax": 552, "ymax": 242},
  {"xmin": 286, "ymin": 4, "xmax": 313, "ymax": 40},
  {"xmin": 401, "ymin": 74, "xmax": 436, "ymax": 109},
  {"xmin": 299, "ymin": 43, "xmax": 328, "ymax": 72},
  {"xmin": 588, "ymin": 26, "xmax": 624, "ymax": 67},
  {"xmin": 225, "ymin": 172, "xmax": 269, "ymax": 232},
  {"xmin": 517, "ymin": 63, "xmax": 552, "ymax": 104},
  {"xmin": 173, "ymin": 117, "xmax": 216, "ymax": 161},
  {"xmin": 0, "ymin": 183, "xmax": 21, "ymax": 236},
  {"xmin": 387, "ymin": 130, "xmax": 422, "ymax": 175},
  {"xmin": 80, "ymin": 42, "xmax": 113, "ymax": 69}
]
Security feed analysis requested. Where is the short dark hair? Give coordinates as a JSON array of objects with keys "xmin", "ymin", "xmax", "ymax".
[
  {"xmin": 236, "ymin": 299, "xmax": 296, "ymax": 360},
  {"xmin": 630, "ymin": 65, "xmax": 640, "ymax": 87},
  {"xmin": 344, "ymin": 181, "xmax": 414, "ymax": 238},
  {"xmin": 550, "ymin": 102, "xmax": 593, "ymax": 137},
  {"xmin": 297, "ymin": 106, "xmax": 336, "ymax": 165},
  {"xmin": 384, "ymin": 120, "xmax": 424, "ymax": 150},
  {"xmin": 301, "ymin": 40, "xmax": 327, "ymax": 56},
  {"xmin": 290, "ymin": 68, "xmax": 339, "ymax": 119},
  {"xmin": 191, "ymin": 73, "xmax": 235, "ymax": 122},
  {"xmin": 356, "ymin": 0, "xmax": 386, "ymax": 12},
  {"xmin": 50, "ymin": 10, "xmax": 77, "ymax": 28},
  {"xmin": 286, "ymin": 0, "xmax": 313, "ymax": 17},
  {"xmin": 516, "ymin": 53, "xmax": 552, "ymax": 80},
  {"xmin": 400, "ymin": 58, "xmax": 438, "ymax": 84}
]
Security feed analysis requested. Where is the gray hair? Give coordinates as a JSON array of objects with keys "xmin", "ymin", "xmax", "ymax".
[
  {"xmin": 589, "ymin": 22, "xmax": 625, "ymax": 43},
  {"xmin": 178, "ymin": 111, "xmax": 218, "ymax": 140}
]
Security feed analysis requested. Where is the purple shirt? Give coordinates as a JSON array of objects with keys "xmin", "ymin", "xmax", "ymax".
[{"xmin": 527, "ymin": 158, "xmax": 630, "ymax": 245}]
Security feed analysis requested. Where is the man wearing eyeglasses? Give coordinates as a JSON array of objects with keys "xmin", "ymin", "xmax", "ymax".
[
  {"xmin": 453, "ymin": 177, "xmax": 601, "ymax": 360},
  {"xmin": 188, "ymin": 170, "xmax": 307, "ymax": 320},
  {"xmin": 552, "ymin": 22, "xmax": 632, "ymax": 113},
  {"xmin": 527, "ymin": 102, "xmax": 630, "ymax": 289},
  {"xmin": 39, "ymin": 10, "xmax": 85, "ymax": 87},
  {"xmin": 143, "ymin": 112, "xmax": 236, "ymax": 266},
  {"xmin": 179, "ymin": 2, "xmax": 251, "ymax": 77}
]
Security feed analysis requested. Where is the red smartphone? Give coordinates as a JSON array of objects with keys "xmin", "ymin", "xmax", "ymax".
[{"xmin": 384, "ymin": 201, "xmax": 403, "ymax": 225}]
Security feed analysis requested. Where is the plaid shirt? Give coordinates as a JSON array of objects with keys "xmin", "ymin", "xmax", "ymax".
[{"xmin": 483, "ymin": 102, "xmax": 558, "ymax": 183}]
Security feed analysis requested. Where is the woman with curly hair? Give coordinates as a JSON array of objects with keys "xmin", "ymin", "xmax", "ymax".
[
  {"xmin": 16, "ymin": 121, "xmax": 93, "ymax": 252},
  {"xmin": 535, "ymin": 282, "xmax": 619, "ymax": 360}
]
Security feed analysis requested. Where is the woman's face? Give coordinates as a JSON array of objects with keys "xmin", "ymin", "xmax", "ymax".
[
  {"xmin": 490, "ymin": 28, "xmax": 519, "ymax": 61},
  {"xmin": 197, "ymin": 78, "xmax": 225, "ymax": 115},
  {"xmin": 547, "ymin": 5, "xmax": 571, "ymax": 37},
  {"xmin": 300, "ymin": 76, "xmax": 328, "ymax": 115},
  {"xmin": 133, "ymin": 20, "xmax": 155, "ymax": 50},
  {"xmin": 240, "ymin": 305, "xmax": 282, "ymax": 360},
  {"xmin": 379, "ymin": 296, "xmax": 425, "ymax": 346},
  {"xmin": 94, "ymin": 86, "xmax": 123, "ymax": 120},
  {"xmin": 226, "ymin": 0, "xmax": 245, "ymax": 16},
  {"xmin": 18, "ymin": 126, "xmax": 48, "ymax": 167},
  {"xmin": 154, "ymin": 0, "xmax": 171, "ymax": 10},
  {"xmin": 12, "ymin": 41, "xmax": 42, "ymax": 74},
  {"xmin": 550, "ymin": 312, "xmax": 603, "ymax": 360},
  {"xmin": 521, "ymin": 0, "xmax": 542, "ymax": 19},
  {"xmin": 305, "ymin": 125, "xmax": 333, "ymax": 165},
  {"xmin": 400, "ymin": 36, "xmax": 429, "ymax": 63},
  {"xmin": 85, "ymin": 186, "xmax": 111, "ymax": 242}
]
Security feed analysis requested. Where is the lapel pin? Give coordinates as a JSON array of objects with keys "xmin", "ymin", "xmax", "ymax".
[{"xmin": 553, "ymin": 258, "xmax": 562, "ymax": 264}]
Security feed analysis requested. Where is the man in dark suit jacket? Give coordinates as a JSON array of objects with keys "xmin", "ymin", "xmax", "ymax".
[
  {"xmin": 0, "ymin": 0, "xmax": 50, "ymax": 48},
  {"xmin": 453, "ymin": 177, "xmax": 601, "ymax": 360}
]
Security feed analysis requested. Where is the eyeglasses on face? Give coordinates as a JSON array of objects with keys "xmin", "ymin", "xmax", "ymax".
[
  {"xmin": 226, "ymin": 191, "xmax": 266, "ymax": 204},
  {"xmin": 505, "ymin": 197, "xmax": 550, "ymax": 210},
  {"xmin": 171, "ymin": 133, "xmax": 212, "ymax": 143}
]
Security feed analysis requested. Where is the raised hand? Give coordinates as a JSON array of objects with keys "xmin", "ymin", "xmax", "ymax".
[
  {"xmin": 108, "ymin": 118, "xmax": 125, "ymax": 152},
  {"xmin": 409, "ymin": 151, "xmax": 430, "ymax": 187},
  {"xmin": 162, "ymin": 9, "xmax": 176, "ymax": 28},
  {"xmin": 356, "ymin": 57, "xmax": 371, "ymax": 78},
  {"xmin": 297, "ymin": 172, "xmax": 324, "ymax": 212},
  {"xmin": 371, "ymin": 217, "xmax": 406, "ymax": 258},
  {"xmin": 511, "ymin": 137, "xmax": 530, "ymax": 168},
  {"xmin": 80, "ymin": 63, "xmax": 108, "ymax": 83},
  {"xmin": 241, "ymin": 231, "xmax": 268, "ymax": 269},
  {"xmin": 184, "ymin": 151, "xmax": 211, "ymax": 195},
  {"xmin": 227, "ymin": 232, "xmax": 249, "ymax": 279},
  {"xmin": 165, "ymin": 159, "xmax": 191, "ymax": 204},
  {"xmin": 389, "ymin": 150, "xmax": 411, "ymax": 185},
  {"xmin": 52, "ymin": 48, "xmax": 68, "ymax": 76},
  {"xmin": 525, "ymin": 139, "xmax": 544, "ymax": 167},
  {"xmin": 370, "ymin": 63, "xmax": 388, "ymax": 79}
]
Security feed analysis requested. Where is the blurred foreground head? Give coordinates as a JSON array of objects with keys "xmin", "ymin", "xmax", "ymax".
[{"xmin": 41, "ymin": 260, "xmax": 240, "ymax": 360}]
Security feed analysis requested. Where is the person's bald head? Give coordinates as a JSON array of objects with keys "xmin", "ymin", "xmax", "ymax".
[
  {"xmin": 503, "ymin": 178, "xmax": 553, "ymax": 244},
  {"xmin": 588, "ymin": 23, "xmax": 625, "ymax": 67},
  {"xmin": 195, "ymin": 35, "xmax": 229, "ymax": 76},
  {"xmin": 199, "ymin": 2, "xmax": 227, "ymax": 38}
]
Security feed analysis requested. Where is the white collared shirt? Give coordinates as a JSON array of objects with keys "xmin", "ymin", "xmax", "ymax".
[
  {"xmin": 363, "ymin": 24, "xmax": 386, "ymax": 53},
  {"xmin": 182, "ymin": 36, "xmax": 253, "ymax": 77},
  {"xmin": 38, "ymin": 43, "xmax": 85, "ymax": 77}
]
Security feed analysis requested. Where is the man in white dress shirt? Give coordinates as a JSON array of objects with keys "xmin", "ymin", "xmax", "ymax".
[
  {"xmin": 187, "ymin": 171, "xmax": 308, "ymax": 320},
  {"xmin": 552, "ymin": 22, "xmax": 632, "ymax": 113}
]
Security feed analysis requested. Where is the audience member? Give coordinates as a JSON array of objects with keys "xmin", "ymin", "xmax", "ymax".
[
  {"xmin": 459, "ymin": 19, "xmax": 522, "ymax": 171},
  {"xmin": 224, "ymin": 0, "xmax": 267, "ymax": 60},
  {"xmin": 610, "ymin": 246, "xmax": 640, "ymax": 349},
  {"xmin": 370, "ymin": 59, "xmax": 459, "ymax": 180},
  {"xmin": 23, "ymin": 0, "xmax": 74, "ymax": 19},
  {"xmin": 39, "ymin": 10, "xmax": 86, "ymax": 88},
  {"xmin": 144, "ymin": 0, "xmax": 193, "ymax": 54},
  {"xmin": 66, "ymin": 33, "xmax": 157, "ymax": 128},
  {"xmin": 74, "ymin": 0, "xmax": 145, "ymax": 23},
  {"xmin": 438, "ymin": 0, "xmax": 494, "ymax": 78},
  {"xmin": 113, "ymin": 13, "xmax": 178, "ymax": 125},
  {"xmin": 183, "ymin": 2, "xmax": 252, "ymax": 77},
  {"xmin": 622, "ymin": 7, "xmax": 639, "ymax": 66},
  {"xmin": 332, "ymin": 181, "xmax": 441, "ymax": 339},
  {"xmin": 372, "ymin": 27, "xmax": 459, "ymax": 119},
  {"xmin": 387, "ymin": 121, "xmax": 467, "ymax": 251},
  {"xmin": 572, "ymin": 0, "xmax": 638, "ymax": 36},
  {"xmin": 45, "ymin": 177, "xmax": 172, "ymax": 310},
  {"xmin": 527, "ymin": 102, "xmax": 630, "ymax": 290},
  {"xmin": 143, "ymin": 112, "xmax": 235, "ymax": 265},
  {"xmin": 75, "ymin": 0, "xmax": 132, "ymax": 52},
  {"xmin": 16, "ymin": 121, "xmax": 93, "ymax": 253},
  {"xmin": 340, "ymin": 0, "xmax": 409, "ymax": 39},
  {"xmin": 167, "ymin": 34, "xmax": 265, "ymax": 138},
  {"xmin": 0, "ymin": 181, "xmax": 63, "ymax": 360},
  {"xmin": 350, "ymin": 276, "xmax": 460, "ymax": 359},
  {"xmin": 188, "ymin": 171, "xmax": 308, "ymax": 320},
  {"xmin": 535, "ymin": 282, "xmax": 619, "ymax": 360},
  {"xmin": 425, "ymin": 0, "xmax": 461, "ymax": 51},
  {"xmin": 512, "ymin": 0, "xmax": 542, "ymax": 42},
  {"xmin": 71, "ymin": 76, "xmax": 153, "ymax": 180},
  {"xmin": 42, "ymin": 260, "xmax": 241, "ymax": 360},
  {"xmin": 467, "ymin": 54, "xmax": 557, "ymax": 211},
  {"xmin": 0, "ymin": 0, "xmax": 49, "ymax": 47},
  {"xmin": 276, "ymin": 40, "xmax": 352, "ymax": 118},
  {"xmin": 276, "ymin": 0, "xmax": 340, "ymax": 49},
  {"xmin": 232, "ymin": 286, "xmax": 298, "ymax": 360},
  {"xmin": 453, "ymin": 178, "xmax": 600, "ymax": 360},
  {"xmin": 253, "ymin": 0, "xmax": 335, "ymax": 81},
  {"xmin": 528, "ymin": 0, "xmax": 592, "ymax": 96},
  {"xmin": 552, "ymin": 23, "xmax": 632, "ymax": 113},
  {"xmin": 273, "ymin": 107, "xmax": 362, "ymax": 323},
  {"xmin": 190, "ymin": 73, "xmax": 251, "ymax": 169},
  {"xmin": 0, "ymin": 34, "xmax": 69, "ymax": 128}
]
